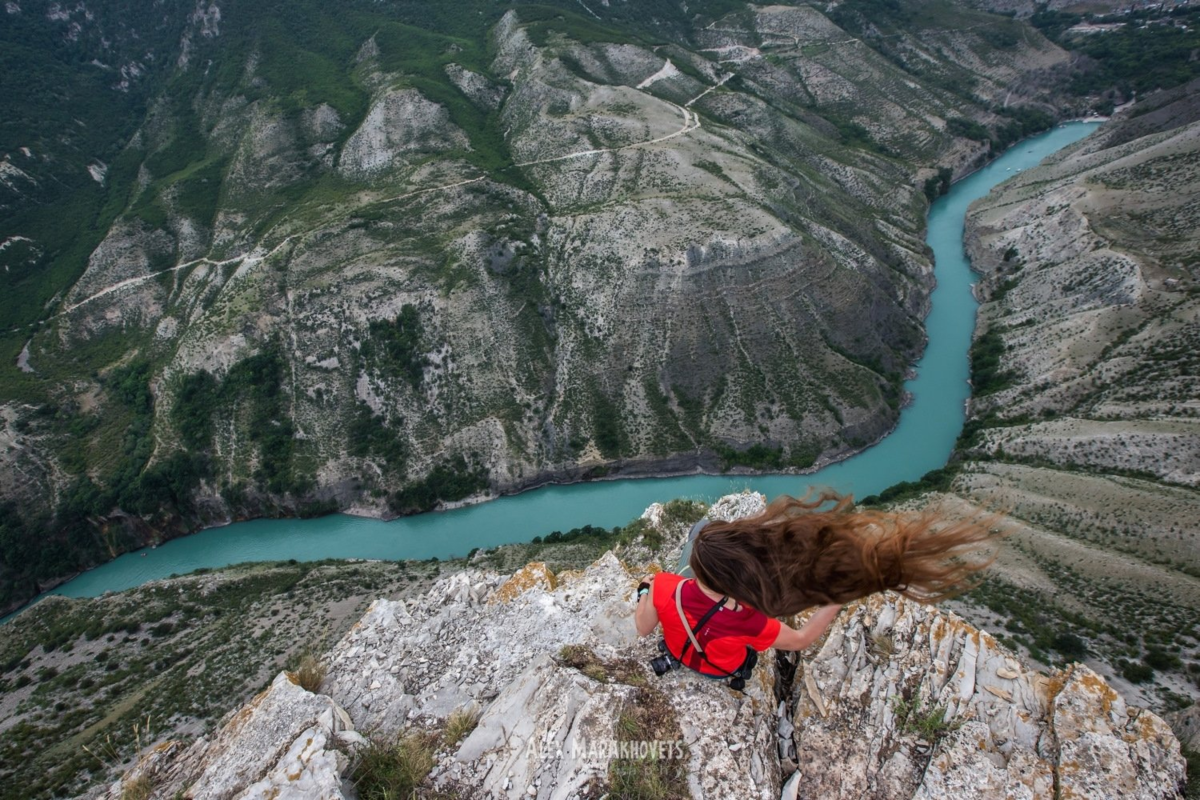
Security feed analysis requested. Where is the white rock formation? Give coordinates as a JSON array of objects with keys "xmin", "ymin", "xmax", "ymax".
[
  {"xmin": 100, "ymin": 494, "xmax": 1186, "ymax": 799},
  {"xmin": 792, "ymin": 594, "xmax": 1184, "ymax": 799}
]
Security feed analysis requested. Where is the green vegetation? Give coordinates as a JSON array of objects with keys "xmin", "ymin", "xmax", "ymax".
[
  {"xmin": 558, "ymin": 643, "xmax": 647, "ymax": 686},
  {"xmin": 716, "ymin": 442, "xmax": 819, "ymax": 471},
  {"xmin": 946, "ymin": 117, "xmax": 989, "ymax": 142},
  {"xmin": 348, "ymin": 407, "xmax": 408, "ymax": 472},
  {"xmin": 1071, "ymin": 21, "xmax": 1200, "ymax": 95},
  {"xmin": 963, "ymin": 565, "xmax": 1200, "ymax": 692},
  {"xmin": 858, "ymin": 466, "xmax": 957, "ymax": 507},
  {"xmin": 592, "ymin": 390, "xmax": 628, "ymax": 459},
  {"xmin": 1032, "ymin": 5, "xmax": 1200, "ymax": 96},
  {"xmin": 1183, "ymin": 746, "xmax": 1200, "ymax": 800},
  {"xmin": 829, "ymin": 0, "xmax": 912, "ymax": 35},
  {"xmin": 892, "ymin": 689, "xmax": 961, "ymax": 741},
  {"xmin": 988, "ymin": 106, "xmax": 1054, "ymax": 154},
  {"xmin": 389, "ymin": 455, "xmax": 488, "ymax": 515},
  {"xmin": 362, "ymin": 304, "xmax": 427, "ymax": 390},
  {"xmin": 969, "ymin": 328, "xmax": 1015, "ymax": 396},
  {"xmin": 172, "ymin": 346, "xmax": 305, "ymax": 495},
  {"xmin": 350, "ymin": 731, "xmax": 438, "ymax": 800},
  {"xmin": 923, "ymin": 167, "xmax": 953, "ymax": 202},
  {"xmin": 442, "ymin": 705, "xmax": 482, "ymax": 747},
  {"xmin": 1, "ymin": 357, "xmax": 215, "ymax": 610},
  {"xmin": 606, "ymin": 687, "xmax": 689, "ymax": 800}
]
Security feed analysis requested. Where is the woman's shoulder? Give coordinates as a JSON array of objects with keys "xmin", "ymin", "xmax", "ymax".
[{"xmin": 650, "ymin": 572, "xmax": 685, "ymax": 598}]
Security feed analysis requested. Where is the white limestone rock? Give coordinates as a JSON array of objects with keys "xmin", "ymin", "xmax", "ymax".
[
  {"xmin": 337, "ymin": 87, "xmax": 469, "ymax": 179},
  {"xmin": 790, "ymin": 594, "xmax": 1185, "ymax": 799},
  {"xmin": 97, "ymin": 672, "xmax": 357, "ymax": 800},
  {"xmin": 107, "ymin": 494, "xmax": 1185, "ymax": 800}
]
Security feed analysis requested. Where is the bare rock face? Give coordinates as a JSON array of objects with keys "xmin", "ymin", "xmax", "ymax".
[
  {"xmin": 101, "ymin": 494, "xmax": 1185, "ymax": 799},
  {"xmin": 1167, "ymin": 703, "xmax": 1200, "ymax": 751},
  {"xmin": 791, "ymin": 594, "xmax": 1184, "ymax": 799},
  {"xmin": 337, "ymin": 87, "xmax": 471, "ymax": 180},
  {"xmin": 98, "ymin": 672, "xmax": 356, "ymax": 800}
]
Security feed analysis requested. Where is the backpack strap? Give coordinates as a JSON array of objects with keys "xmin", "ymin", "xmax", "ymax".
[{"xmin": 674, "ymin": 580, "xmax": 738, "ymax": 679}]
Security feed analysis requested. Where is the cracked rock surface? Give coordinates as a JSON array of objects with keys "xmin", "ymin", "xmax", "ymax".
[{"xmin": 99, "ymin": 493, "xmax": 1185, "ymax": 799}]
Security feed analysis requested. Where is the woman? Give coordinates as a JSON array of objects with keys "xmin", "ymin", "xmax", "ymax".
[{"xmin": 633, "ymin": 492, "xmax": 998, "ymax": 686}]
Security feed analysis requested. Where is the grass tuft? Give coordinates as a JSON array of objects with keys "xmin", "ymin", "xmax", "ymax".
[
  {"xmin": 442, "ymin": 705, "xmax": 481, "ymax": 748},
  {"xmin": 289, "ymin": 653, "xmax": 328, "ymax": 693},
  {"xmin": 120, "ymin": 776, "xmax": 154, "ymax": 800},
  {"xmin": 869, "ymin": 632, "xmax": 896, "ymax": 661},
  {"xmin": 558, "ymin": 644, "xmax": 647, "ymax": 686},
  {"xmin": 350, "ymin": 731, "xmax": 437, "ymax": 800},
  {"xmin": 607, "ymin": 687, "xmax": 689, "ymax": 800},
  {"xmin": 892, "ymin": 689, "xmax": 961, "ymax": 742}
]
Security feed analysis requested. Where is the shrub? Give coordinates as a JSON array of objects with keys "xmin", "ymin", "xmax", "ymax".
[
  {"xmin": 892, "ymin": 690, "xmax": 961, "ymax": 741},
  {"xmin": 1120, "ymin": 660, "xmax": 1155, "ymax": 684},
  {"xmin": 1052, "ymin": 632, "xmax": 1088, "ymax": 660}
]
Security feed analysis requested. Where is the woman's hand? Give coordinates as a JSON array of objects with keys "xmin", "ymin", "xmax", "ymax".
[{"xmin": 634, "ymin": 575, "xmax": 660, "ymax": 637}]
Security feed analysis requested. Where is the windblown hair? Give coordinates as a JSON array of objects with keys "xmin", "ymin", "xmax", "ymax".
[{"xmin": 689, "ymin": 492, "xmax": 1001, "ymax": 617}]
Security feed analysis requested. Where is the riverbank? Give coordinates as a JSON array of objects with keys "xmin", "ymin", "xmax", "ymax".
[{"xmin": 3, "ymin": 122, "xmax": 1104, "ymax": 619}]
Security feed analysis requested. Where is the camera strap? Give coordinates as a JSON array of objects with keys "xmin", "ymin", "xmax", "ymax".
[{"xmin": 674, "ymin": 580, "xmax": 740, "ymax": 680}]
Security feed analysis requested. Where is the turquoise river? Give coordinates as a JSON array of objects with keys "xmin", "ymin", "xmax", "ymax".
[{"xmin": 13, "ymin": 121, "xmax": 1102, "ymax": 612}]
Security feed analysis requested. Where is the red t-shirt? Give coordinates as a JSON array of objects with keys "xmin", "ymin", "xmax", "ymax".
[{"xmin": 652, "ymin": 572, "xmax": 781, "ymax": 676}]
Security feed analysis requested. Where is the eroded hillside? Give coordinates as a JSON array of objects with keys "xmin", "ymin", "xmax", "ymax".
[
  {"xmin": 0, "ymin": 0, "xmax": 1074, "ymax": 610},
  {"xmin": 948, "ymin": 78, "xmax": 1200, "ymax": 711}
]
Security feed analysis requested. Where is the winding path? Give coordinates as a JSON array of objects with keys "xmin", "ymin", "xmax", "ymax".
[{"xmin": 48, "ymin": 70, "xmax": 723, "ymax": 323}]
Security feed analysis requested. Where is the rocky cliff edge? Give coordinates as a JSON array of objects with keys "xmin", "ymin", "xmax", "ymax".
[{"xmin": 99, "ymin": 494, "xmax": 1186, "ymax": 799}]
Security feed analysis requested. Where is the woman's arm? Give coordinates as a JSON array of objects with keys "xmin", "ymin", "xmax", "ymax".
[
  {"xmin": 771, "ymin": 604, "xmax": 842, "ymax": 651},
  {"xmin": 634, "ymin": 575, "xmax": 660, "ymax": 637}
]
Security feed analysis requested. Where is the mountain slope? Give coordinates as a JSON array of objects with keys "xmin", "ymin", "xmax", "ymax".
[
  {"xmin": 0, "ymin": 0, "xmax": 1073, "ymax": 610},
  {"xmin": 946, "ymin": 78, "xmax": 1200, "ymax": 710}
]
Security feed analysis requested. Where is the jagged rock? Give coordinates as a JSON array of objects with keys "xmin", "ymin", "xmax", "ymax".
[
  {"xmin": 1167, "ymin": 703, "xmax": 1200, "ymax": 751},
  {"xmin": 790, "ymin": 594, "xmax": 1185, "ymax": 799},
  {"xmin": 96, "ymin": 673, "xmax": 358, "ymax": 800},
  {"xmin": 108, "ymin": 495, "xmax": 1184, "ymax": 799}
]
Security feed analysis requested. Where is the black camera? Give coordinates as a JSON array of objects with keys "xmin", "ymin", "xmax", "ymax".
[{"xmin": 650, "ymin": 639, "xmax": 681, "ymax": 676}]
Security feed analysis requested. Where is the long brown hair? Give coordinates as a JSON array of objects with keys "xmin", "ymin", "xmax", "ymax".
[{"xmin": 689, "ymin": 492, "xmax": 1000, "ymax": 617}]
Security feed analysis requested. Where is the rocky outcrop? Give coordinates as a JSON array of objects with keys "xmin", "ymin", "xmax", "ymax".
[
  {"xmin": 792, "ymin": 594, "xmax": 1183, "ymax": 800},
  {"xmin": 111, "ymin": 673, "xmax": 358, "ymax": 800},
  {"xmin": 98, "ymin": 494, "xmax": 1186, "ymax": 799}
]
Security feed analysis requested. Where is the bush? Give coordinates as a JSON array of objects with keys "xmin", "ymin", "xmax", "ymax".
[
  {"xmin": 946, "ymin": 117, "xmax": 989, "ymax": 141},
  {"xmin": 361, "ymin": 305, "xmax": 427, "ymax": 389},
  {"xmin": 893, "ymin": 690, "xmax": 961, "ymax": 741},
  {"xmin": 1052, "ymin": 632, "xmax": 1088, "ymax": 660},
  {"xmin": 389, "ymin": 455, "xmax": 487, "ymax": 515},
  {"xmin": 1145, "ymin": 648, "xmax": 1182, "ymax": 672},
  {"xmin": 1121, "ymin": 660, "xmax": 1155, "ymax": 684}
]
